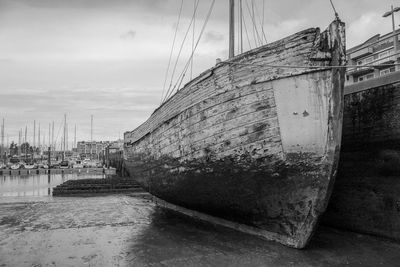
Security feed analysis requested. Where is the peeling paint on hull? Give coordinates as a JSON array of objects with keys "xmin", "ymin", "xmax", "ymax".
[{"xmin": 124, "ymin": 20, "xmax": 346, "ymax": 248}]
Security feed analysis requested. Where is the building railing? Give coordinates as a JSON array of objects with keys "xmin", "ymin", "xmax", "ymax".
[
  {"xmin": 347, "ymin": 50, "xmax": 400, "ymax": 74},
  {"xmin": 349, "ymin": 31, "xmax": 399, "ymax": 56}
]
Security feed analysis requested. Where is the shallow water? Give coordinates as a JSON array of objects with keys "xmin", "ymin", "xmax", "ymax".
[{"xmin": 0, "ymin": 172, "xmax": 106, "ymax": 197}]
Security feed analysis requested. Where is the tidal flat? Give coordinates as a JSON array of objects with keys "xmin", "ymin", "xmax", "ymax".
[{"xmin": 1, "ymin": 191, "xmax": 400, "ymax": 266}]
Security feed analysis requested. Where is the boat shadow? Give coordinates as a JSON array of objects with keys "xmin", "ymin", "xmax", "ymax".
[{"xmin": 124, "ymin": 206, "xmax": 399, "ymax": 266}]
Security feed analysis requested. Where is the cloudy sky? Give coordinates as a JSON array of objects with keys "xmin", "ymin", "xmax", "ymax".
[{"xmin": 0, "ymin": 0, "xmax": 397, "ymax": 148}]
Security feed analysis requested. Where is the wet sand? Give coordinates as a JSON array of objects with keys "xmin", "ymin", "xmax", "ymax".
[{"xmin": 1, "ymin": 194, "xmax": 400, "ymax": 266}]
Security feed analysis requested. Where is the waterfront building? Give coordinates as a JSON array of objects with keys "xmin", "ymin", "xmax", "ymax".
[
  {"xmin": 346, "ymin": 30, "xmax": 400, "ymax": 85},
  {"xmin": 108, "ymin": 140, "xmax": 123, "ymax": 154},
  {"xmin": 77, "ymin": 141, "xmax": 110, "ymax": 159}
]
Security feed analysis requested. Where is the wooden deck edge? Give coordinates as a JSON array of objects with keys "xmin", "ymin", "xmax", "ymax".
[{"xmin": 152, "ymin": 196, "xmax": 301, "ymax": 248}]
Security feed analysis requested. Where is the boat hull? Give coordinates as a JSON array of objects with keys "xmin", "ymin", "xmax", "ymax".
[{"xmin": 124, "ymin": 20, "xmax": 345, "ymax": 248}]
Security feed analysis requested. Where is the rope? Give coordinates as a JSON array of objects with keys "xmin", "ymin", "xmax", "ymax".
[
  {"xmin": 329, "ymin": 0, "xmax": 339, "ymax": 19},
  {"xmin": 253, "ymin": 0, "xmax": 267, "ymax": 44},
  {"xmin": 190, "ymin": 0, "xmax": 198, "ymax": 80},
  {"xmin": 165, "ymin": 0, "xmax": 215, "ymax": 102},
  {"xmin": 163, "ymin": 0, "xmax": 216, "ymax": 102},
  {"xmin": 245, "ymin": 0, "xmax": 262, "ymax": 47},
  {"xmin": 221, "ymin": 61, "xmax": 400, "ymax": 69},
  {"xmin": 237, "ymin": 0, "xmax": 240, "ymax": 54},
  {"xmin": 262, "ymin": 0, "xmax": 266, "ymax": 44},
  {"xmin": 242, "ymin": 7, "xmax": 252, "ymax": 50},
  {"xmin": 240, "ymin": 0, "xmax": 243, "ymax": 53},
  {"xmin": 163, "ymin": 0, "xmax": 201, "ymax": 103},
  {"xmin": 160, "ymin": 0, "xmax": 184, "ymax": 104}
]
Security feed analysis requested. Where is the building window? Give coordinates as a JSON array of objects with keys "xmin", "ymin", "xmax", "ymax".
[
  {"xmin": 365, "ymin": 57, "xmax": 373, "ymax": 64},
  {"xmin": 378, "ymin": 48, "xmax": 393, "ymax": 59},
  {"xmin": 380, "ymin": 67, "xmax": 395, "ymax": 76},
  {"xmin": 356, "ymin": 73, "xmax": 374, "ymax": 83}
]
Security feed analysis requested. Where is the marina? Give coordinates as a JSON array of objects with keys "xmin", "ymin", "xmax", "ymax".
[{"xmin": 0, "ymin": 172, "xmax": 109, "ymax": 197}]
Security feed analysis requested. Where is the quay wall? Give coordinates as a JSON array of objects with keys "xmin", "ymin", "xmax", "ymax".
[
  {"xmin": 108, "ymin": 151, "xmax": 125, "ymax": 175},
  {"xmin": 323, "ymin": 72, "xmax": 400, "ymax": 241}
]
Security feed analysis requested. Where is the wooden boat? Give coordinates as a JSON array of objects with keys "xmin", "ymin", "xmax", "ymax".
[{"xmin": 124, "ymin": 2, "xmax": 346, "ymax": 248}]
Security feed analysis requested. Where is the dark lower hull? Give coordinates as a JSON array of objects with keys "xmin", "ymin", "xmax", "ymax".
[{"xmin": 124, "ymin": 147, "xmax": 340, "ymax": 248}]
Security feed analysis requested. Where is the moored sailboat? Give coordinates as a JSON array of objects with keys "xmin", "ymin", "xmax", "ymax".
[{"xmin": 124, "ymin": 1, "xmax": 346, "ymax": 248}]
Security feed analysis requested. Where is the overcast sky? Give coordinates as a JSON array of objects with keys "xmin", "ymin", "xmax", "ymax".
[{"xmin": 0, "ymin": 0, "xmax": 398, "ymax": 148}]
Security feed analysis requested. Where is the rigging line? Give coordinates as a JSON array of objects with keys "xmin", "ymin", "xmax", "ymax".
[
  {"xmin": 164, "ymin": 0, "xmax": 216, "ymax": 102},
  {"xmin": 245, "ymin": 0, "xmax": 262, "ymax": 47},
  {"xmin": 252, "ymin": 0, "xmax": 256, "ymax": 45},
  {"xmin": 237, "ymin": 0, "xmax": 240, "ymax": 54},
  {"xmin": 164, "ymin": 0, "xmax": 215, "ymax": 102},
  {"xmin": 240, "ymin": 0, "xmax": 243, "ymax": 53},
  {"xmin": 164, "ymin": 0, "xmax": 201, "ymax": 103},
  {"xmin": 191, "ymin": 0, "xmax": 199, "ymax": 80},
  {"xmin": 237, "ymin": 0, "xmax": 243, "ymax": 54},
  {"xmin": 253, "ymin": 0, "xmax": 266, "ymax": 45},
  {"xmin": 242, "ymin": 6, "xmax": 252, "ymax": 50},
  {"xmin": 160, "ymin": 0, "xmax": 184, "ymax": 104},
  {"xmin": 221, "ymin": 61, "xmax": 400, "ymax": 69},
  {"xmin": 252, "ymin": 0, "xmax": 263, "ymax": 46},
  {"xmin": 164, "ymin": 0, "xmax": 214, "ymax": 102},
  {"xmin": 255, "ymin": 0, "xmax": 267, "ymax": 44},
  {"xmin": 262, "ymin": 0, "xmax": 265, "ymax": 43},
  {"xmin": 249, "ymin": 0, "xmax": 266, "ymax": 45},
  {"xmin": 329, "ymin": 0, "xmax": 339, "ymax": 19}
]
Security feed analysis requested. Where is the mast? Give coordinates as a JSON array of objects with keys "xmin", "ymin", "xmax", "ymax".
[
  {"xmin": 66, "ymin": 123, "xmax": 68, "ymax": 151},
  {"xmin": 229, "ymin": 0, "xmax": 235, "ymax": 58},
  {"xmin": 48, "ymin": 123, "xmax": 51, "ymax": 148},
  {"xmin": 1, "ymin": 118, "xmax": 4, "ymax": 160},
  {"xmin": 51, "ymin": 121, "xmax": 54, "ymax": 152},
  {"xmin": 38, "ymin": 123, "xmax": 41, "ymax": 154},
  {"xmin": 18, "ymin": 130, "xmax": 21, "ymax": 156},
  {"xmin": 24, "ymin": 126, "xmax": 27, "ymax": 160},
  {"xmin": 33, "ymin": 120, "xmax": 36, "ymax": 148},
  {"xmin": 63, "ymin": 114, "xmax": 66, "ymax": 160},
  {"xmin": 74, "ymin": 124, "xmax": 76, "ymax": 149},
  {"xmin": 90, "ymin": 115, "xmax": 93, "ymax": 159}
]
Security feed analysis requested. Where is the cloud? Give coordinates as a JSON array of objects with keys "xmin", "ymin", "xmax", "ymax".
[
  {"xmin": 120, "ymin": 30, "xmax": 136, "ymax": 40},
  {"xmin": 0, "ymin": 0, "xmax": 165, "ymax": 10},
  {"xmin": 204, "ymin": 31, "xmax": 224, "ymax": 43},
  {"xmin": 347, "ymin": 12, "xmax": 388, "ymax": 48}
]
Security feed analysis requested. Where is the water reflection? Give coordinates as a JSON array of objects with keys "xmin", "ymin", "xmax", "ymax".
[{"xmin": 0, "ymin": 172, "xmax": 106, "ymax": 197}]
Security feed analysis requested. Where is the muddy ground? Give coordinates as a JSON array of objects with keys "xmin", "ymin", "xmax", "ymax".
[{"xmin": 1, "ymin": 194, "xmax": 400, "ymax": 266}]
